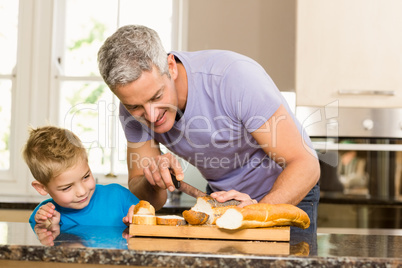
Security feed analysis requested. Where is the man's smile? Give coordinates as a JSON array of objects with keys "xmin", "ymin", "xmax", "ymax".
[{"xmin": 152, "ymin": 110, "xmax": 167, "ymax": 127}]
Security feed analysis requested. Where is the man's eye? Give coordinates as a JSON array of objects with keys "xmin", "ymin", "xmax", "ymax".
[
  {"xmin": 126, "ymin": 106, "xmax": 138, "ymax": 111},
  {"xmin": 152, "ymin": 94, "xmax": 163, "ymax": 101}
]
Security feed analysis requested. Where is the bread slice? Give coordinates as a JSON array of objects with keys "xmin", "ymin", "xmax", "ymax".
[
  {"xmin": 215, "ymin": 203, "xmax": 310, "ymax": 230},
  {"xmin": 183, "ymin": 196, "xmax": 239, "ymax": 225},
  {"xmin": 182, "ymin": 210, "xmax": 209, "ymax": 225},
  {"xmin": 134, "ymin": 200, "xmax": 155, "ymax": 215},
  {"xmin": 133, "ymin": 214, "xmax": 157, "ymax": 225},
  {"xmin": 156, "ymin": 215, "xmax": 187, "ymax": 226}
]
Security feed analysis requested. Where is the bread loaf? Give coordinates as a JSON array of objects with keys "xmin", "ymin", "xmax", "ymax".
[
  {"xmin": 183, "ymin": 196, "xmax": 239, "ymax": 225},
  {"xmin": 132, "ymin": 200, "xmax": 156, "ymax": 225},
  {"xmin": 182, "ymin": 210, "xmax": 209, "ymax": 225},
  {"xmin": 156, "ymin": 215, "xmax": 187, "ymax": 226},
  {"xmin": 215, "ymin": 203, "xmax": 310, "ymax": 230},
  {"xmin": 134, "ymin": 200, "xmax": 155, "ymax": 215},
  {"xmin": 133, "ymin": 214, "xmax": 157, "ymax": 225}
]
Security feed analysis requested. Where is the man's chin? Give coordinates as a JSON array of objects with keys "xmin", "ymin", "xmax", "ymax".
[{"xmin": 150, "ymin": 121, "xmax": 174, "ymax": 134}]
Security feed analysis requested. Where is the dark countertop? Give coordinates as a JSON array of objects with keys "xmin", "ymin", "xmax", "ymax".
[
  {"xmin": 0, "ymin": 221, "xmax": 401, "ymax": 267},
  {"xmin": 319, "ymin": 192, "xmax": 402, "ymax": 206}
]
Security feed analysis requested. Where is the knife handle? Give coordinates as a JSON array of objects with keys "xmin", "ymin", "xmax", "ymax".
[{"xmin": 171, "ymin": 173, "xmax": 181, "ymax": 189}]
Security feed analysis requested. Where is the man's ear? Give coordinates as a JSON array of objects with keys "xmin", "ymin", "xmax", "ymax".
[
  {"xmin": 167, "ymin": 54, "xmax": 178, "ymax": 80},
  {"xmin": 31, "ymin": 181, "xmax": 49, "ymax": 196}
]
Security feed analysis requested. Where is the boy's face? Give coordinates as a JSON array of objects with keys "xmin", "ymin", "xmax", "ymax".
[{"xmin": 34, "ymin": 161, "xmax": 96, "ymax": 210}]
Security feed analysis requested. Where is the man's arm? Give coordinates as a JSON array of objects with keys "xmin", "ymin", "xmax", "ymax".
[
  {"xmin": 252, "ymin": 104, "xmax": 320, "ymax": 205},
  {"xmin": 126, "ymin": 139, "xmax": 184, "ymax": 210}
]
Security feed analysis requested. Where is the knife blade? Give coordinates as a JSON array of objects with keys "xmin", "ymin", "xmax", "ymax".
[
  {"xmin": 171, "ymin": 173, "xmax": 208, "ymax": 198},
  {"xmin": 170, "ymin": 173, "xmax": 241, "ymax": 206}
]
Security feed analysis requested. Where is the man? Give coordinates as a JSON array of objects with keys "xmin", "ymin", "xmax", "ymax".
[{"xmin": 98, "ymin": 25, "xmax": 320, "ymax": 233}]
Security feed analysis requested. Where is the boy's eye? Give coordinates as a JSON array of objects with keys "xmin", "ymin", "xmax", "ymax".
[
  {"xmin": 61, "ymin": 186, "xmax": 71, "ymax": 191},
  {"xmin": 83, "ymin": 171, "xmax": 91, "ymax": 180}
]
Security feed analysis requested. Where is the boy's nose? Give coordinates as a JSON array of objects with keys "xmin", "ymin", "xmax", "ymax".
[{"xmin": 75, "ymin": 184, "xmax": 86, "ymax": 197}]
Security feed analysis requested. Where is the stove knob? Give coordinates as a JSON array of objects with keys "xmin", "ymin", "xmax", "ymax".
[{"xmin": 362, "ymin": 119, "xmax": 374, "ymax": 130}]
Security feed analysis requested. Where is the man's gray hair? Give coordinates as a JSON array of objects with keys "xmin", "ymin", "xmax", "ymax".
[{"xmin": 97, "ymin": 25, "xmax": 169, "ymax": 92}]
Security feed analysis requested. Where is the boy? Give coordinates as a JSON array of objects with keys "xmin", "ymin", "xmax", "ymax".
[{"xmin": 23, "ymin": 126, "xmax": 139, "ymax": 227}]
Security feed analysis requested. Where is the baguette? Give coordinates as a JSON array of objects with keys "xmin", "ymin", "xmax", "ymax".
[
  {"xmin": 182, "ymin": 210, "xmax": 209, "ymax": 225},
  {"xmin": 133, "ymin": 214, "xmax": 157, "ymax": 225},
  {"xmin": 183, "ymin": 196, "xmax": 238, "ymax": 225},
  {"xmin": 134, "ymin": 200, "xmax": 155, "ymax": 215},
  {"xmin": 132, "ymin": 200, "xmax": 156, "ymax": 225},
  {"xmin": 156, "ymin": 215, "xmax": 187, "ymax": 226},
  {"xmin": 215, "ymin": 203, "xmax": 310, "ymax": 230}
]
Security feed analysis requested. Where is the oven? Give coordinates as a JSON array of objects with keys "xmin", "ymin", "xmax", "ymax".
[{"xmin": 296, "ymin": 106, "xmax": 402, "ymax": 228}]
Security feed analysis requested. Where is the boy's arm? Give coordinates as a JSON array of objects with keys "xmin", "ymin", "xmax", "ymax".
[
  {"xmin": 34, "ymin": 202, "xmax": 61, "ymax": 227},
  {"xmin": 33, "ymin": 223, "xmax": 61, "ymax": 246},
  {"xmin": 122, "ymin": 204, "xmax": 135, "ymax": 226}
]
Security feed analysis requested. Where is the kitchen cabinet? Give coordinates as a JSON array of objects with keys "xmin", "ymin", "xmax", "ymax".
[
  {"xmin": 0, "ymin": 209, "xmax": 31, "ymax": 222},
  {"xmin": 296, "ymin": 0, "xmax": 402, "ymax": 108}
]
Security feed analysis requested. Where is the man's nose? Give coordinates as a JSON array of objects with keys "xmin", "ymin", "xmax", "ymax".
[{"xmin": 143, "ymin": 103, "xmax": 158, "ymax": 123}]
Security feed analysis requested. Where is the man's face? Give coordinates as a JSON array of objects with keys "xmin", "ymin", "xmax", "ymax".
[{"xmin": 115, "ymin": 66, "xmax": 178, "ymax": 134}]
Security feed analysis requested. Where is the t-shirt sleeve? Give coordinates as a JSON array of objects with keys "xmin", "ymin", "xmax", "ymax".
[
  {"xmin": 222, "ymin": 60, "xmax": 282, "ymax": 133},
  {"xmin": 118, "ymin": 102, "xmax": 153, "ymax": 143}
]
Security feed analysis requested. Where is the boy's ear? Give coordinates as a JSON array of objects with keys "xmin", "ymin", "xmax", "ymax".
[{"xmin": 31, "ymin": 181, "xmax": 49, "ymax": 196}]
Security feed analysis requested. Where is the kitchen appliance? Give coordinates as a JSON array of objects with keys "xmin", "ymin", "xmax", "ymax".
[{"xmin": 296, "ymin": 106, "xmax": 402, "ymax": 228}]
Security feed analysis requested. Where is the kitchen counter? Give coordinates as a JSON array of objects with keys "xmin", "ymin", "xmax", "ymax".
[
  {"xmin": 2, "ymin": 191, "xmax": 402, "ymax": 211},
  {"xmin": 0, "ymin": 221, "xmax": 401, "ymax": 267}
]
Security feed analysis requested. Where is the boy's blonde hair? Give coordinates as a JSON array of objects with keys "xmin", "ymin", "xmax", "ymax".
[{"xmin": 22, "ymin": 126, "xmax": 88, "ymax": 185}]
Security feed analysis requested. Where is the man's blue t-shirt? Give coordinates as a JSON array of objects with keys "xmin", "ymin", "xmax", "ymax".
[{"xmin": 29, "ymin": 184, "xmax": 139, "ymax": 227}]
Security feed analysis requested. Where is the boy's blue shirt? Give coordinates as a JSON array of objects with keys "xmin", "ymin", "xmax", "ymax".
[{"xmin": 29, "ymin": 184, "xmax": 140, "ymax": 227}]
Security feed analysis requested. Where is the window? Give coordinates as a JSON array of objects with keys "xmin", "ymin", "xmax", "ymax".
[
  {"xmin": 0, "ymin": 0, "xmax": 183, "ymax": 195},
  {"xmin": 0, "ymin": 1, "xmax": 18, "ymax": 171}
]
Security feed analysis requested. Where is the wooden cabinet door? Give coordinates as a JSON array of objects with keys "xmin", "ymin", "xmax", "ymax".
[{"xmin": 296, "ymin": 0, "xmax": 402, "ymax": 108}]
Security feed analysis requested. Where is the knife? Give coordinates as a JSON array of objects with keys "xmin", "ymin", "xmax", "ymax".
[
  {"xmin": 171, "ymin": 173, "xmax": 208, "ymax": 198},
  {"xmin": 170, "ymin": 173, "xmax": 241, "ymax": 206}
]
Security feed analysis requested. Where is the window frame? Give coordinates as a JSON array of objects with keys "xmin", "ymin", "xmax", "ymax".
[{"xmin": 0, "ymin": 0, "xmax": 187, "ymax": 196}]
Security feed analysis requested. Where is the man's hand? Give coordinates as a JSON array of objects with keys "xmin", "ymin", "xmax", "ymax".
[
  {"xmin": 143, "ymin": 152, "xmax": 184, "ymax": 193},
  {"xmin": 34, "ymin": 202, "xmax": 61, "ymax": 226},
  {"xmin": 210, "ymin": 190, "xmax": 258, "ymax": 208},
  {"xmin": 34, "ymin": 223, "xmax": 60, "ymax": 246}
]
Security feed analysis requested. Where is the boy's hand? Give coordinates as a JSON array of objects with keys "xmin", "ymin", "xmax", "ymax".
[
  {"xmin": 35, "ymin": 202, "xmax": 61, "ymax": 226},
  {"xmin": 122, "ymin": 204, "xmax": 135, "ymax": 226},
  {"xmin": 34, "ymin": 223, "xmax": 60, "ymax": 246}
]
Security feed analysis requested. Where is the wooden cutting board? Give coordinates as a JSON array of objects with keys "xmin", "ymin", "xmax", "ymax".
[
  {"xmin": 129, "ymin": 224, "xmax": 290, "ymax": 241},
  {"xmin": 128, "ymin": 237, "xmax": 290, "ymax": 255}
]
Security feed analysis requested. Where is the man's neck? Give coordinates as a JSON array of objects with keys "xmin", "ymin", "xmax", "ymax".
[{"xmin": 175, "ymin": 63, "xmax": 188, "ymax": 112}]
